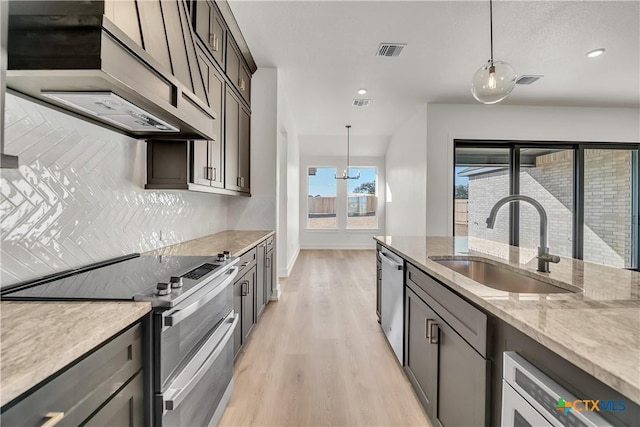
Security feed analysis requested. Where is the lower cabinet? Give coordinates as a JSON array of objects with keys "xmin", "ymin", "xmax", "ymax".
[
  {"xmin": 240, "ymin": 266, "xmax": 256, "ymax": 342},
  {"xmin": 1, "ymin": 322, "xmax": 144, "ymax": 427},
  {"xmin": 376, "ymin": 243, "xmax": 382, "ymax": 322},
  {"xmin": 232, "ymin": 234, "xmax": 275, "ymax": 359},
  {"xmin": 404, "ymin": 265, "xmax": 489, "ymax": 427},
  {"xmin": 256, "ymin": 241, "xmax": 267, "ymax": 318},
  {"xmin": 233, "ymin": 265, "xmax": 255, "ymax": 358}
]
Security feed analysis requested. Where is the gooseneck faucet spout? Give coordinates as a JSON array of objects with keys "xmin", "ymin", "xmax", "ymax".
[{"xmin": 486, "ymin": 195, "xmax": 560, "ymax": 273}]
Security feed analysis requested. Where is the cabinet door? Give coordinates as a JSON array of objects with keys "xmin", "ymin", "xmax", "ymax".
[
  {"xmin": 83, "ymin": 371, "xmax": 144, "ymax": 427},
  {"xmin": 208, "ymin": 69, "xmax": 225, "ymax": 188},
  {"xmin": 240, "ymin": 267, "xmax": 256, "ymax": 343},
  {"xmin": 376, "ymin": 253, "xmax": 382, "ymax": 321},
  {"xmin": 265, "ymin": 249, "xmax": 273, "ymax": 302},
  {"xmin": 436, "ymin": 316, "xmax": 488, "ymax": 427},
  {"xmin": 224, "ymin": 87, "xmax": 240, "ymax": 191},
  {"xmin": 233, "ymin": 279, "xmax": 242, "ymax": 358},
  {"xmin": 238, "ymin": 105, "xmax": 250, "ymax": 193},
  {"xmin": 191, "ymin": 140, "xmax": 210, "ymax": 186},
  {"xmin": 225, "ymin": 37, "xmax": 240, "ymax": 90},
  {"xmin": 194, "ymin": 0, "xmax": 212, "ymax": 53},
  {"xmin": 239, "ymin": 63, "xmax": 251, "ymax": 104},
  {"xmin": 210, "ymin": 7, "xmax": 225, "ymax": 67},
  {"xmin": 405, "ymin": 288, "xmax": 438, "ymax": 419},
  {"xmin": 256, "ymin": 242, "xmax": 266, "ymax": 319}
]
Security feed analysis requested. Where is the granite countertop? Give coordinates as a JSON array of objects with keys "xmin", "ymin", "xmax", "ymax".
[
  {"xmin": 145, "ymin": 230, "xmax": 275, "ymax": 257},
  {"xmin": 0, "ymin": 301, "xmax": 151, "ymax": 407},
  {"xmin": 374, "ymin": 235, "xmax": 640, "ymax": 405}
]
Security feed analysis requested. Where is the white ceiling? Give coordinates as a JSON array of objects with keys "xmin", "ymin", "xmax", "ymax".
[{"xmin": 229, "ymin": 0, "xmax": 640, "ymax": 156}]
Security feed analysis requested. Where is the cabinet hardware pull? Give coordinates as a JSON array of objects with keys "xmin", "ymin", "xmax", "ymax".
[
  {"xmin": 212, "ymin": 167, "xmax": 216, "ymax": 181},
  {"xmin": 241, "ymin": 262, "xmax": 249, "ymax": 267},
  {"xmin": 209, "ymin": 34, "xmax": 219, "ymax": 52},
  {"xmin": 425, "ymin": 318, "xmax": 430, "ymax": 340},
  {"xmin": 239, "ymin": 78, "xmax": 245, "ymax": 91},
  {"xmin": 204, "ymin": 166, "xmax": 209, "ymax": 180},
  {"xmin": 241, "ymin": 281, "xmax": 249, "ymax": 296},
  {"xmin": 41, "ymin": 412, "xmax": 65, "ymax": 427},
  {"xmin": 427, "ymin": 319, "xmax": 439, "ymax": 344},
  {"xmin": 265, "ymin": 258, "xmax": 270, "ymax": 268},
  {"xmin": 237, "ymin": 177, "xmax": 242, "ymax": 187}
]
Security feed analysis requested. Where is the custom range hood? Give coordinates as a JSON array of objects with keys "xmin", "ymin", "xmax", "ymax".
[{"xmin": 6, "ymin": 0, "xmax": 216, "ymax": 140}]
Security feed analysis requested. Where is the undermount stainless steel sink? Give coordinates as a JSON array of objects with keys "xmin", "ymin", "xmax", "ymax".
[{"xmin": 431, "ymin": 258, "xmax": 580, "ymax": 294}]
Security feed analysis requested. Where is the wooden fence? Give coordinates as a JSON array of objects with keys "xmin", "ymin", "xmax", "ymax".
[{"xmin": 308, "ymin": 195, "xmax": 377, "ymax": 215}]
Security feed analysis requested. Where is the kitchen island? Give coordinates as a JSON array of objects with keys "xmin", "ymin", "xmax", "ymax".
[{"xmin": 375, "ymin": 235, "xmax": 640, "ymax": 426}]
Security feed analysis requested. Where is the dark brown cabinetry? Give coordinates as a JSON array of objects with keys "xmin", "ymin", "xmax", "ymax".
[
  {"xmin": 404, "ymin": 263, "xmax": 489, "ymax": 427},
  {"xmin": 256, "ymin": 236, "xmax": 275, "ymax": 320},
  {"xmin": 226, "ymin": 38, "xmax": 251, "ymax": 105},
  {"xmin": 146, "ymin": 141, "xmax": 189, "ymax": 190},
  {"xmin": 225, "ymin": 87, "xmax": 250, "ymax": 193},
  {"xmin": 376, "ymin": 243, "xmax": 382, "ymax": 322},
  {"xmin": 193, "ymin": 0, "xmax": 225, "ymax": 68},
  {"xmin": 1, "ymin": 322, "xmax": 144, "ymax": 427},
  {"xmin": 232, "ymin": 235, "xmax": 275, "ymax": 359}
]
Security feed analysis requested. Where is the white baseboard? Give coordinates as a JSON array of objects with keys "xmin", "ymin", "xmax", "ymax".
[
  {"xmin": 278, "ymin": 245, "xmax": 300, "ymax": 277},
  {"xmin": 299, "ymin": 243, "xmax": 376, "ymax": 250}
]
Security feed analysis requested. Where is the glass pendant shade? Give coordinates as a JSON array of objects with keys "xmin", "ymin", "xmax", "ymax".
[{"xmin": 471, "ymin": 60, "xmax": 517, "ymax": 104}]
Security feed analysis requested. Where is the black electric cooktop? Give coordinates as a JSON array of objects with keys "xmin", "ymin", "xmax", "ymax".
[{"xmin": 1, "ymin": 254, "xmax": 219, "ymax": 301}]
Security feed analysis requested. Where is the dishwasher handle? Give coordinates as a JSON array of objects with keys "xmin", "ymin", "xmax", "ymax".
[{"xmin": 379, "ymin": 251, "xmax": 403, "ymax": 270}]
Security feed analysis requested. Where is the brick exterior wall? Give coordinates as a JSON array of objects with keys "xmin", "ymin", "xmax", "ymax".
[{"xmin": 467, "ymin": 150, "xmax": 632, "ymax": 268}]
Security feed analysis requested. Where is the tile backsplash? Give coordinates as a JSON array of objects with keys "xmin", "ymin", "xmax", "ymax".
[{"xmin": 1, "ymin": 94, "xmax": 229, "ymax": 286}]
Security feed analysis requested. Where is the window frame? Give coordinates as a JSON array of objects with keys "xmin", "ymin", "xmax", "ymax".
[
  {"xmin": 304, "ymin": 165, "xmax": 380, "ymax": 231},
  {"xmin": 453, "ymin": 139, "xmax": 640, "ymax": 269}
]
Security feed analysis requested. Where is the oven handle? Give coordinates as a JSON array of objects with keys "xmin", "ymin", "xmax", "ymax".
[
  {"xmin": 163, "ymin": 267, "xmax": 238, "ymax": 328},
  {"xmin": 163, "ymin": 311, "xmax": 238, "ymax": 412}
]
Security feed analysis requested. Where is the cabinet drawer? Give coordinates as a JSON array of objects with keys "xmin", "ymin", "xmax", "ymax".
[
  {"xmin": 237, "ymin": 247, "xmax": 256, "ymax": 277},
  {"xmin": 406, "ymin": 263, "xmax": 487, "ymax": 357},
  {"xmin": 1, "ymin": 322, "xmax": 143, "ymax": 427},
  {"xmin": 266, "ymin": 235, "xmax": 274, "ymax": 253}
]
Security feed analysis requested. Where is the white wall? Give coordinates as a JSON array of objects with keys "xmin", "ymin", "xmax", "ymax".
[
  {"xmin": 227, "ymin": 67, "xmax": 277, "ymax": 230},
  {"xmin": 276, "ymin": 72, "xmax": 301, "ymax": 278},
  {"xmin": 426, "ymin": 104, "xmax": 640, "ymax": 236},
  {"xmin": 1, "ymin": 94, "xmax": 229, "ymax": 286},
  {"xmin": 385, "ymin": 104, "xmax": 428, "ymax": 236},
  {"xmin": 299, "ymin": 155, "xmax": 385, "ymax": 249}
]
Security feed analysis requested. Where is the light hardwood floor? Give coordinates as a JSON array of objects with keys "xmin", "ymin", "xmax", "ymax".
[{"xmin": 219, "ymin": 249, "xmax": 431, "ymax": 427}]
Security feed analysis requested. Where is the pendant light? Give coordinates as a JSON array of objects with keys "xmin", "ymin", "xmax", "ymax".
[
  {"xmin": 471, "ymin": 0, "xmax": 517, "ymax": 104},
  {"xmin": 335, "ymin": 125, "xmax": 360, "ymax": 180}
]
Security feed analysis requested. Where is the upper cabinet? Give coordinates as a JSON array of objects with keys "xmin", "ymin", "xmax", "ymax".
[
  {"xmin": 226, "ymin": 37, "xmax": 252, "ymax": 105},
  {"xmin": 193, "ymin": 0, "xmax": 226, "ymax": 69},
  {"xmin": 145, "ymin": 0, "xmax": 254, "ymax": 196}
]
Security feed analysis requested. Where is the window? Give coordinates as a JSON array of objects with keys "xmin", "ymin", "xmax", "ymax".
[
  {"xmin": 306, "ymin": 165, "xmax": 380, "ymax": 230},
  {"xmin": 307, "ymin": 167, "xmax": 337, "ymax": 229},
  {"xmin": 454, "ymin": 141, "xmax": 640, "ymax": 269},
  {"xmin": 347, "ymin": 167, "xmax": 378, "ymax": 229}
]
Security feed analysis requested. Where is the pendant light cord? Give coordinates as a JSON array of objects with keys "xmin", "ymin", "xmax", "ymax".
[
  {"xmin": 489, "ymin": 0, "xmax": 494, "ymax": 63},
  {"xmin": 346, "ymin": 125, "xmax": 351, "ymax": 176}
]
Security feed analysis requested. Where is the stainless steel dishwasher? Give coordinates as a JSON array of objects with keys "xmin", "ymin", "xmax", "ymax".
[{"xmin": 379, "ymin": 249, "xmax": 404, "ymax": 364}]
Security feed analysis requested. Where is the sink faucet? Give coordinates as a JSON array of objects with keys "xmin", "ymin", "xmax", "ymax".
[{"xmin": 485, "ymin": 195, "xmax": 560, "ymax": 273}]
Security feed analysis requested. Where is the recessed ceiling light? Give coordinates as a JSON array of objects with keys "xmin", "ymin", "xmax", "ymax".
[
  {"xmin": 586, "ymin": 48, "xmax": 606, "ymax": 58},
  {"xmin": 357, "ymin": 88, "xmax": 367, "ymax": 95}
]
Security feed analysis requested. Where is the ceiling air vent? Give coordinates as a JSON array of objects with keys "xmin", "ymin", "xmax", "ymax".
[
  {"xmin": 376, "ymin": 43, "xmax": 406, "ymax": 57},
  {"xmin": 516, "ymin": 75, "xmax": 544, "ymax": 85},
  {"xmin": 352, "ymin": 99, "xmax": 371, "ymax": 107}
]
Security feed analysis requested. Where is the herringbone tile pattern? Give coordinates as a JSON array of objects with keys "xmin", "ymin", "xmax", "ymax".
[{"xmin": 1, "ymin": 94, "xmax": 228, "ymax": 286}]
